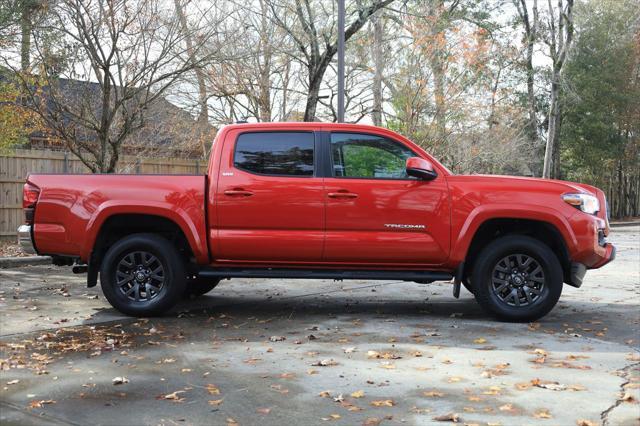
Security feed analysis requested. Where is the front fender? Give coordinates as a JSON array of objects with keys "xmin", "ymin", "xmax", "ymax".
[{"xmin": 449, "ymin": 204, "xmax": 577, "ymax": 265}]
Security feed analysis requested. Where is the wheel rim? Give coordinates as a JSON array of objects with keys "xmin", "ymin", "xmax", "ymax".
[
  {"xmin": 491, "ymin": 254, "xmax": 545, "ymax": 307},
  {"xmin": 115, "ymin": 251, "xmax": 165, "ymax": 302}
]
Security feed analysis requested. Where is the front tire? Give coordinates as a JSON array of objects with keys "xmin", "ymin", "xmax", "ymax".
[
  {"xmin": 100, "ymin": 233, "xmax": 186, "ymax": 316},
  {"xmin": 472, "ymin": 235, "xmax": 563, "ymax": 322}
]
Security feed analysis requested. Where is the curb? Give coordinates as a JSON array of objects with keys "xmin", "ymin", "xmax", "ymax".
[
  {"xmin": 0, "ymin": 256, "xmax": 51, "ymax": 268},
  {"xmin": 610, "ymin": 221, "xmax": 640, "ymax": 228}
]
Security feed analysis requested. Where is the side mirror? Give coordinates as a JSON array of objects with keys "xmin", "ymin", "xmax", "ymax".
[{"xmin": 406, "ymin": 157, "xmax": 437, "ymax": 181}]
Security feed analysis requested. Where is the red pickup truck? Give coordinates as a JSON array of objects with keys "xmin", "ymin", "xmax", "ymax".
[{"xmin": 18, "ymin": 123, "xmax": 615, "ymax": 321}]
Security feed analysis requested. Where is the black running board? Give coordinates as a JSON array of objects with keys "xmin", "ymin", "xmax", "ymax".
[{"xmin": 198, "ymin": 267, "xmax": 453, "ymax": 282}]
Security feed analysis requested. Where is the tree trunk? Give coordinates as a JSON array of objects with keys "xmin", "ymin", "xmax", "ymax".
[
  {"xmin": 372, "ymin": 14, "xmax": 384, "ymax": 126},
  {"xmin": 20, "ymin": 1, "xmax": 33, "ymax": 72},
  {"xmin": 257, "ymin": 0, "xmax": 272, "ymax": 122},
  {"xmin": 543, "ymin": 76, "xmax": 560, "ymax": 178},
  {"xmin": 430, "ymin": 0, "xmax": 447, "ymax": 145},
  {"xmin": 174, "ymin": 0, "xmax": 209, "ymax": 157},
  {"xmin": 304, "ymin": 66, "xmax": 326, "ymax": 122}
]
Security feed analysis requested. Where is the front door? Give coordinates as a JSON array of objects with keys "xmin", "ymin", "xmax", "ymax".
[
  {"xmin": 214, "ymin": 129, "xmax": 325, "ymax": 263},
  {"xmin": 323, "ymin": 132, "xmax": 450, "ymax": 266}
]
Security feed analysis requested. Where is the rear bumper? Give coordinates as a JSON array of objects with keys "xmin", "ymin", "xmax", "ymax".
[{"xmin": 17, "ymin": 225, "xmax": 36, "ymax": 255}]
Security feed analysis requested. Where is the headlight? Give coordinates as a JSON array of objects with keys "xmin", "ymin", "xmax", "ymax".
[{"xmin": 562, "ymin": 193, "xmax": 600, "ymax": 215}]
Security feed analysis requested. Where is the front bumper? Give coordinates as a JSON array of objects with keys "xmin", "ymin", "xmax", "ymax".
[
  {"xmin": 568, "ymin": 244, "xmax": 615, "ymax": 288},
  {"xmin": 17, "ymin": 225, "xmax": 36, "ymax": 254}
]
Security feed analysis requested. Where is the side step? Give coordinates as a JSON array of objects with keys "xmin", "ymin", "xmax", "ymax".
[{"xmin": 198, "ymin": 267, "xmax": 453, "ymax": 282}]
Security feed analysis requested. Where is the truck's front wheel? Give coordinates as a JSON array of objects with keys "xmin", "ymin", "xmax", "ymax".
[
  {"xmin": 100, "ymin": 234, "xmax": 186, "ymax": 316},
  {"xmin": 472, "ymin": 235, "xmax": 563, "ymax": 322}
]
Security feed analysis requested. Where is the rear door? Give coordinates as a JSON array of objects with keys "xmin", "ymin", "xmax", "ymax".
[
  {"xmin": 214, "ymin": 129, "xmax": 325, "ymax": 263},
  {"xmin": 323, "ymin": 132, "xmax": 450, "ymax": 265}
]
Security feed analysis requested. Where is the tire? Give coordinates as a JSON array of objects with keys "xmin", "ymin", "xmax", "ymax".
[
  {"xmin": 100, "ymin": 233, "xmax": 186, "ymax": 316},
  {"xmin": 472, "ymin": 235, "xmax": 563, "ymax": 322},
  {"xmin": 184, "ymin": 277, "xmax": 221, "ymax": 298}
]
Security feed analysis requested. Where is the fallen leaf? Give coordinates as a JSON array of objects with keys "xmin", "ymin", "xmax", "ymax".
[
  {"xmin": 343, "ymin": 347, "xmax": 357, "ymax": 354},
  {"xmin": 112, "ymin": 377, "xmax": 128, "ymax": 385},
  {"xmin": 499, "ymin": 404, "xmax": 516, "ymax": 412},
  {"xmin": 362, "ymin": 418, "xmax": 382, "ymax": 426},
  {"xmin": 371, "ymin": 399, "xmax": 395, "ymax": 407},
  {"xmin": 351, "ymin": 390, "xmax": 365, "ymax": 398},
  {"xmin": 576, "ymin": 420, "xmax": 597, "ymax": 426},
  {"xmin": 269, "ymin": 336, "xmax": 286, "ymax": 342},
  {"xmin": 621, "ymin": 392, "xmax": 636, "ymax": 403},
  {"xmin": 158, "ymin": 390, "xmax": 185, "ymax": 402},
  {"xmin": 312, "ymin": 359, "xmax": 338, "ymax": 367},
  {"xmin": 433, "ymin": 412, "xmax": 460, "ymax": 422},
  {"xmin": 473, "ymin": 338, "xmax": 487, "ymax": 344},
  {"xmin": 28, "ymin": 399, "xmax": 56, "ymax": 408},
  {"xmin": 423, "ymin": 391, "xmax": 445, "ymax": 397},
  {"xmin": 6, "ymin": 380, "xmax": 19, "ymax": 385},
  {"xmin": 319, "ymin": 390, "xmax": 332, "ymax": 398},
  {"xmin": 206, "ymin": 384, "xmax": 221, "ymax": 395},
  {"xmin": 532, "ymin": 379, "xmax": 566, "ymax": 391},
  {"xmin": 279, "ymin": 372, "xmax": 296, "ymax": 379},
  {"xmin": 534, "ymin": 409, "xmax": 552, "ymax": 419},
  {"xmin": 256, "ymin": 407, "xmax": 271, "ymax": 415},
  {"xmin": 208, "ymin": 399, "xmax": 223, "ymax": 406}
]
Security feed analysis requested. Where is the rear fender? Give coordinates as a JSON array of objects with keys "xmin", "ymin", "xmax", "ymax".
[{"xmin": 83, "ymin": 202, "xmax": 209, "ymax": 264}]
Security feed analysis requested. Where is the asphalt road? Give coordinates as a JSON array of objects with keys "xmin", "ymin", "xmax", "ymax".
[{"xmin": 1, "ymin": 226, "xmax": 638, "ymax": 426}]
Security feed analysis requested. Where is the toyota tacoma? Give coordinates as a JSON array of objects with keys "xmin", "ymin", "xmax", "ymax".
[{"xmin": 18, "ymin": 123, "xmax": 615, "ymax": 321}]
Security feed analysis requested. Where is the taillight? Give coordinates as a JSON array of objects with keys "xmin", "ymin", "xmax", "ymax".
[{"xmin": 23, "ymin": 182, "xmax": 40, "ymax": 224}]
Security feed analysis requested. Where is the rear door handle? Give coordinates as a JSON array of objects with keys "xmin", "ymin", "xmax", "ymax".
[
  {"xmin": 224, "ymin": 188, "xmax": 253, "ymax": 197},
  {"xmin": 328, "ymin": 191, "xmax": 358, "ymax": 199}
]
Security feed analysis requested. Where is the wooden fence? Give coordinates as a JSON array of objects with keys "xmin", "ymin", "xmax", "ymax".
[{"xmin": 0, "ymin": 149, "xmax": 204, "ymax": 240}]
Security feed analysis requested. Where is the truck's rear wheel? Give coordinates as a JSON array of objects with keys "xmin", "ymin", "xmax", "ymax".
[
  {"xmin": 472, "ymin": 235, "xmax": 562, "ymax": 322},
  {"xmin": 100, "ymin": 234, "xmax": 186, "ymax": 316},
  {"xmin": 184, "ymin": 277, "xmax": 221, "ymax": 298}
]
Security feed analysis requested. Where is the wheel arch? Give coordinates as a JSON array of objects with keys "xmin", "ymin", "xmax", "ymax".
[
  {"xmin": 85, "ymin": 212, "xmax": 202, "ymax": 287},
  {"xmin": 461, "ymin": 217, "xmax": 572, "ymax": 285}
]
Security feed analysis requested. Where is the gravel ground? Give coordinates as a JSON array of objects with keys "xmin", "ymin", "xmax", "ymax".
[{"xmin": 0, "ymin": 226, "xmax": 638, "ymax": 426}]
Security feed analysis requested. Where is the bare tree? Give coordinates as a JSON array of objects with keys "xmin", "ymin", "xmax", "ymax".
[
  {"xmin": 371, "ymin": 12, "xmax": 385, "ymax": 126},
  {"xmin": 174, "ymin": 0, "xmax": 209, "ymax": 157},
  {"xmin": 542, "ymin": 0, "xmax": 574, "ymax": 178},
  {"xmin": 268, "ymin": 0, "xmax": 395, "ymax": 121},
  {"xmin": 514, "ymin": 0, "xmax": 539, "ymax": 149},
  {"xmin": 12, "ymin": 0, "xmax": 217, "ymax": 172}
]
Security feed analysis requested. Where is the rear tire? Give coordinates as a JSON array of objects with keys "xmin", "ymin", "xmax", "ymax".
[
  {"xmin": 100, "ymin": 233, "xmax": 186, "ymax": 316},
  {"xmin": 472, "ymin": 235, "xmax": 562, "ymax": 322},
  {"xmin": 184, "ymin": 277, "xmax": 221, "ymax": 298}
]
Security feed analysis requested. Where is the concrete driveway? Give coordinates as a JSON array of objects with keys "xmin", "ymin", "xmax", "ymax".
[{"xmin": 1, "ymin": 227, "xmax": 638, "ymax": 426}]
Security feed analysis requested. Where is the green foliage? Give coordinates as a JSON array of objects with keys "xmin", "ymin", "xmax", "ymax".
[
  {"xmin": 0, "ymin": 76, "xmax": 43, "ymax": 152},
  {"xmin": 560, "ymin": 0, "xmax": 639, "ymax": 186}
]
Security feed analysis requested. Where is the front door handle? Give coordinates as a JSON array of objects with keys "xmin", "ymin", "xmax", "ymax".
[
  {"xmin": 328, "ymin": 190, "xmax": 358, "ymax": 199},
  {"xmin": 224, "ymin": 188, "xmax": 253, "ymax": 197}
]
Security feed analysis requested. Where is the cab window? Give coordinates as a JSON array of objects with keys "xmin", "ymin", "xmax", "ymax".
[
  {"xmin": 234, "ymin": 132, "xmax": 314, "ymax": 176},
  {"xmin": 331, "ymin": 133, "xmax": 416, "ymax": 179}
]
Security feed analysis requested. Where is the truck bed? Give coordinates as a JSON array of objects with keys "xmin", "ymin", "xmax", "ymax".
[{"xmin": 26, "ymin": 174, "xmax": 208, "ymax": 263}]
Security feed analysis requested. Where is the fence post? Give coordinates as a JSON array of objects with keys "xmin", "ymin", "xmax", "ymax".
[
  {"xmin": 135, "ymin": 158, "xmax": 141, "ymax": 174},
  {"xmin": 196, "ymin": 159, "xmax": 200, "ymax": 175},
  {"xmin": 63, "ymin": 152, "xmax": 69, "ymax": 173}
]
